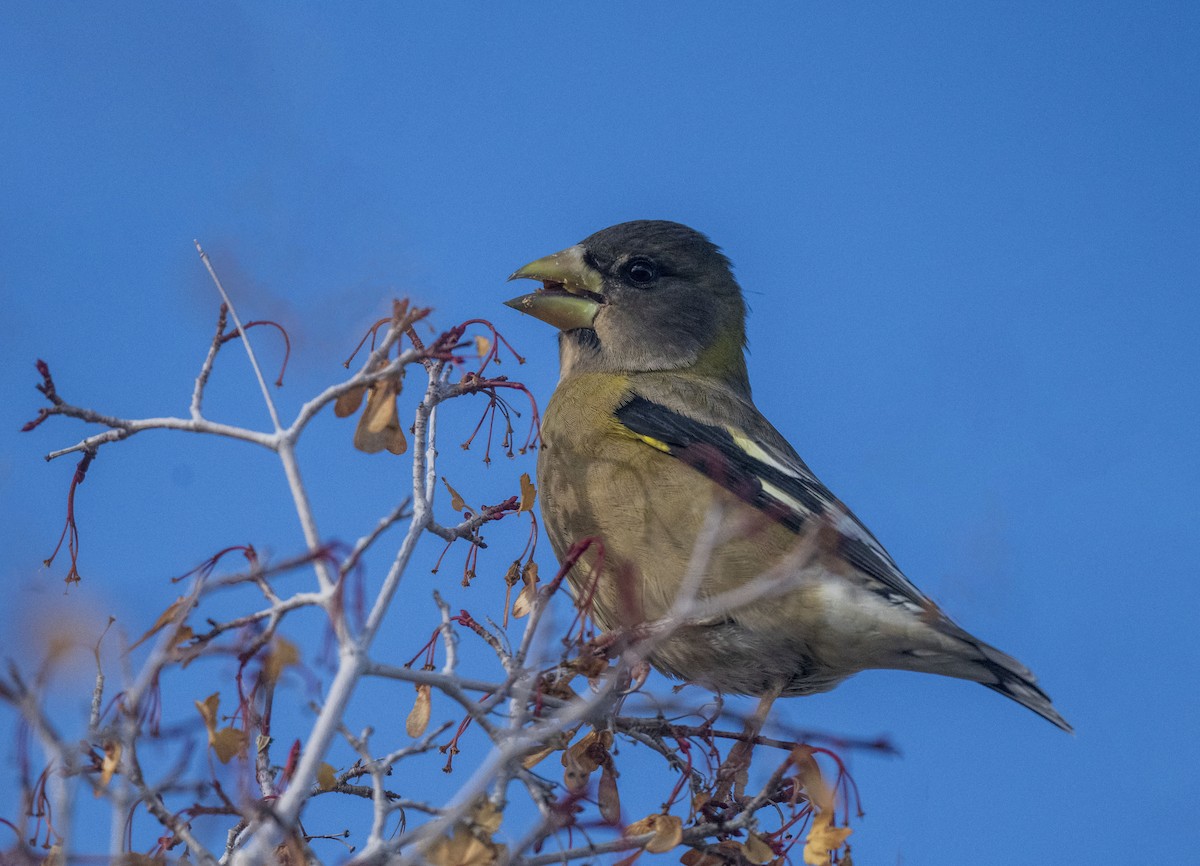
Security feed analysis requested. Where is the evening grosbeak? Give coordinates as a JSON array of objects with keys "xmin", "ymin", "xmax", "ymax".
[{"xmin": 505, "ymin": 220, "xmax": 1070, "ymax": 732}]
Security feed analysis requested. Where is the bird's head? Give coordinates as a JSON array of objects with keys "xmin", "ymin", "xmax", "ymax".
[{"xmin": 506, "ymin": 220, "xmax": 749, "ymax": 391}]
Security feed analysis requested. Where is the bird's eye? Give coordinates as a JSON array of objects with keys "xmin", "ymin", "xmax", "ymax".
[{"xmin": 624, "ymin": 257, "xmax": 658, "ymax": 288}]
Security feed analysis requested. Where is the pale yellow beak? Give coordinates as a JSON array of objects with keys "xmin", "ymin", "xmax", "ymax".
[{"xmin": 505, "ymin": 244, "xmax": 605, "ymax": 331}]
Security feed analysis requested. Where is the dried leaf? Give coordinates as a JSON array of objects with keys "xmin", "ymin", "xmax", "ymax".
[
  {"xmin": 626, "ymin": 813, "xmax": 683, "ymax": 854},
  {"xmin": 562, "ymin": 729, "xmax": 612, "ymax": 781},
  {"xmin": 504, "ymin": 561, "xmax": 521, "ymax": 587},
  {"xmin": 791, "ymin": 745, "xmax": 833, "ymax": 812},
  {"xmin": 354, "ymin": 380, "xmax": 407, "ymax": 455},
  {"xmin": 570, "ymin": 649, "xmax": 610, "ymax": 679},
  {"xmin": 130, "ymin": 596, "xmax": 188, "ymax": 650},
  {"xmin": 195, "ymin": 693, "xmax": 220, "ymax": 735},
  {"xmin": 743, "ymin": 833, "xmax": 775, "ymax": 865},
  {"xmin": 317, "ymin": 762, "xmax": 337, "ymax": 791},
  {"xmin": 426, "ymin": 827, "xmax": 502, "ymax": 866},
  {"xmin": 802, "ymin": 810, "xmax": 852, "ymax": 866},
  {"xmin": 521, "ymin": 743, "xmax": 558, "ymax": 769},
  {"xmin": 472, "ymin": 798, "xmax": 503, "ymax": 834},
  {"xmin": 194, "ymin": 693, "xmax": 246, "ymax": 763},
  {"xmin": 99, "ymin": 741, "xmax": 121, "ymax": 789},
  {"xmin": 407, "ymin": 683, "xmax": 432, "ymax": 737},
  {"xmin": 512, "ymin": 560, "xmax": 540, "ymax": 618},
  {"xmin": 443, "ymin": 477, "xmax": 468, "ymax": 512},
  {"xmin": 211, "ymin": 727, "xmax": 247, "ymax": 764},
  {"xmin": 518, "ymin": 473, "xmax": 536, "ymax": 512},
  {"xmin": 361, "ymin": 382, "xmax": 396, "ymax": 433},
  {"xmin": 679, "ymin": 850, "xmax": 724, "ymax": 866},
  {"xmin": 511, "ymin": 585, "xmax": 536, "ymax": 619},
  {"xmin": 263, "ymin": 636, "xmax": 299, "ymax": 683},
  {"xmin": 597, "ymin": 761, "xmax": 621, "ymax": 823},
  {"xmin": 562, "ymin": 747, "xmax": 590, "ymax": 791},
  {"xmin": 474, "ymin": 335, "xmax": 491, "ymax": 358},
  {"xmin": 334, "ymin": 384, "xmax": 366, "ymax": 417},
  {"xmin": 273, "ymin": 839, "xmax": 306, "ymax": 866},
  {"xmin": 717, "ymin": 841, "xmax": 749, "ymax": 862}
]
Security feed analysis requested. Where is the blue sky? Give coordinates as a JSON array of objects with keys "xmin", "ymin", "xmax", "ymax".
[{"xmin": 2, "ymin": 3, "xmax": 1198, "ymax": 863}]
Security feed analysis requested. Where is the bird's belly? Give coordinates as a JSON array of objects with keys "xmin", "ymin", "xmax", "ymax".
[
  {"xmin": 649, "ymin": 620, "xmax": 851, "ymax": 697},
  {"xmin": 538, "ymin": 423, "xmax": 843, "ymax": 696}
]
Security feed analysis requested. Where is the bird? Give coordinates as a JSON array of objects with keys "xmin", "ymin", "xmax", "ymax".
[{"xmin": 504, "ymin": 219, "xmax": 1071, "ymax": 737}]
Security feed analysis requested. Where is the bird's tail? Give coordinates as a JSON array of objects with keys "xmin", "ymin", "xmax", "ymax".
[
  {"xmin": 971, "ymin": 639, "xmax": 1073, "ymax": 732},
  {"xmin": 891, "ymin": 630, "xmax": 1073, "ymax": 732}
]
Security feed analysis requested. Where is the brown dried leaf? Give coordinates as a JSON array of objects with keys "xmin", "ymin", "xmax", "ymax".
[
  {"xmin": 317, "ymin": 762, "xmax": 337, "ymax": 791},
  {"xmin": 511, "ymin": 585, "xmax": 535, "ymax": 619},
  {"xmin": 518, "ymin": 472, "xmax": 536, "ymax": 512},
  {"xmin": 791, "ymin": 745, "xmax": 834, "ymax": 812},
  {"xmin": 195, "ymin": 692, "xmax": 220, "ymax": 736},
  {"xmin": 443, "ymin": 477, "xmax": 468, "ymax": 512},
  {"xmin": 679, "ymin": 850, "xmax": 724, "ymax": 866},
  {"xmin": 521, "ymin": 728, "xmax": 574, "ymax": 768},
  {"xmin": 717, "ymin": 841, "xmax": 749, "ymax": 863},
  {"xmin": 562, "ymin": 746, "xmax": 589, "ymax": 791},
  {"xmin": 273, "ymin": 839, "xmax": 306, "ymax": 866},
  {"xmin": 211, "ymin": 727, "xmax": 247, "ymax": 764},
  {"xmin": 263, "ymin": 636, "xmax": 299, "ymax": 683},
  {"xmin": 743, "ymin": 833, "xmax": 775, "ymax": 865},
  {"xmin": 562, "ymin": 729, "xmax": 611, "ymax": 777},
  {"xmin": 521, "ymin": 743, "xmax": 558, "ymax": 769},
  {"xmin": 426, "ymin": 826, "xmax": 504, "ymax": 866},
  {"xmin": 705, "ymin": 841, "xmax": 746, "ymax": 864},
  {"xmin": 195, "ymin": 693, "xmax": 246, "ymax": 763},
  {"xmin": 334, "ymin": 384, "xmax": 366, "ymax": 418},
  {"xmin": 513, "ymin": 561, "xmax": 540, "ymax": 618},
  {"xmin": 570, "ymin": 649, "xmax": 610, "ymax": 680},
  {"xmin": 504, "ymin": 561, "xmax": 521, "ymax": 587},
  {"xmin": 510, "ymin": 590, "xmax": 536, "ymax": 624},
  {"xmin": 626, "ymin": 813, "xmax": 683, "ymax": 854},
  {"xmin": 802, "ymin": 811, "xmax": 852, "ymax": 866},
  {"xmin": 472, "ymin": 798, "xmax": 503, "ymax": 834},
  {"xmin": 354, "ymin": 380, "xmax": 407, "ymax": 455},
  {"xmin": 407, "ymin": 683, "xmax": 432, "ymax": 737},
  {"xmin": 99, "ymin": 741, "xmax": 121, "ymax": 788},
  {"xmin": 130, "ymin": 596, "xmax": 188, "ymax": 650},
  {"xmin": 597, "ymin": 761, "xmax": 621, "ymax": 823},
  {"xmin": 474, "ymin": 335, "xmax": 491, "ymax": 358}
]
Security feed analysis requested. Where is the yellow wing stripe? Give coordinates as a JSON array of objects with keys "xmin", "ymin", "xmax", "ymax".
[{"xmin": 610, "ymin": 418, "xmax": 673, "ymax": 453}]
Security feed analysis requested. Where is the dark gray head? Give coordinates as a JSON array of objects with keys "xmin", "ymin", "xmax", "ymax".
[{"xmin": 506, "ymin": 220, "xmax": 749, "ymax": 391}]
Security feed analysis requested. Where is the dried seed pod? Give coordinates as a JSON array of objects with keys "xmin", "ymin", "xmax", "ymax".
[
  {"xmin": 626, "ymin": 813, "xmax": 683, "ymax": 854},
  {"xmin": 406, "ymin": 683, "xmax": 432, "ymax": 737},
  {"xmin": 334, "ymin": 384, "xmax": 366, "ymax": 417}
]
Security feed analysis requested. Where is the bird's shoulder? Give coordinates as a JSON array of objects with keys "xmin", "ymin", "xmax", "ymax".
[{"xmin": 619, "ymin": 372, "xmax": 806, "ymax": 462}]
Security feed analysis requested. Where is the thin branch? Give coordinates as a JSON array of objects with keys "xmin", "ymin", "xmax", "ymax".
[
  {"xmin": 191, "ymin": 304, "xmax": 230, "ymax": 420},
  {"xmin": 194, "ymin": 242, "xmax": 284, "ymax": 434}
]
